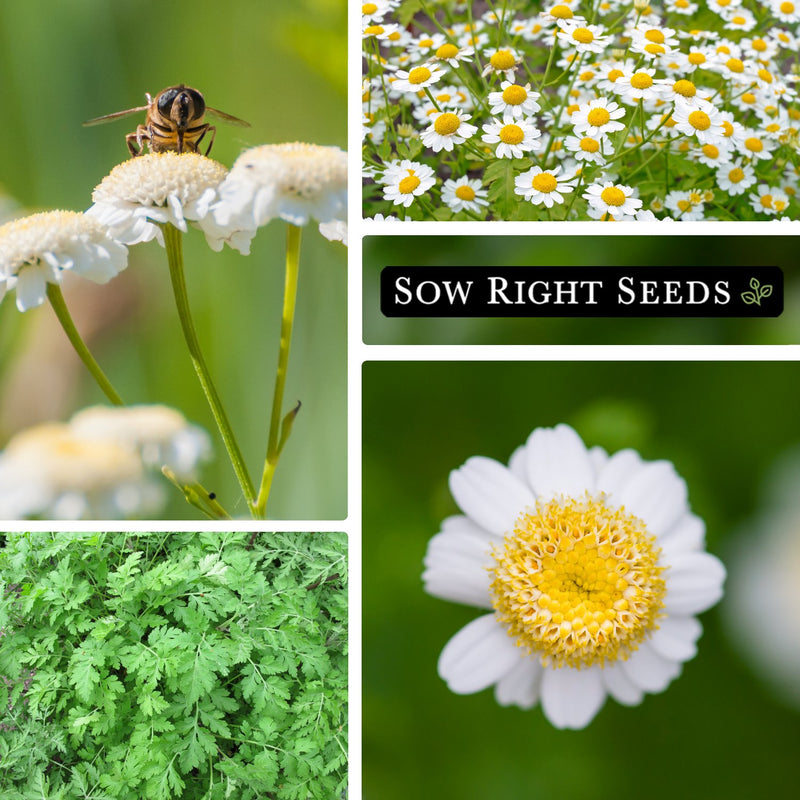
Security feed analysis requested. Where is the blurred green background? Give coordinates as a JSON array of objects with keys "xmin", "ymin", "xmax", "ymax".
[
  {"xmin": 363, "ymin": 361, "xmax": 800, "ymax": 800},
  {"xmin": 0, "ymin": 0, "xmax": 346, "ymax": 519},
  {"xmin": 364, "ymin": 235, "xmax": 800, "ymax": 344}
]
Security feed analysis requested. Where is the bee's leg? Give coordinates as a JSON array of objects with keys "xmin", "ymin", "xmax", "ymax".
[
  {"xmin": 198, "ymin": 125, "xmax": 216, "ymax": 156},
  {"xmin": 126, "ymin": 131, "xmax": 142, "ymax": 157}
]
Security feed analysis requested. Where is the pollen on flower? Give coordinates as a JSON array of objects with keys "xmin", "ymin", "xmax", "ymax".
[
  {"xmin": 630, "ymin": 72, "xmax": 654, "ymax": 89},
  {"xmin": 531, "ymin": 173, "xmax": 558, "ymax": 193},
  {"xmin": 436, "ymin": 43, "xmax": 459, "ymax": 60},
  {"xmin": 499, "ymin": 124, "xmax": 525, "ymax": 144},
  {"xmin": 502, "ymin": 85, "xmax": 528, "ymax": 105},
  {"xmin": 587, "ymin": 108, "xmax": 611, "ymax": 126},
  {"xmin": 490, "ymin": 50, "xmax": 517, "ymax": 70},
  {"xmin": 455, "ymin": 185, "xmax": 476, "ymax": 201},
  {"xmin": 409, "ymin": 66, "xmax": 432, "ymax": 84},
  {"xmin": 435, "ymin": 113, "xmax": 461, "ymax": 135},
  {"xmin": 601, "ymin": 186, "xmax": 627, "ymax": 206},
  {"xmin": 91, "ymin": 152, "xmax": 227, "ymax": 208},
  {"xmin": 399, "ymin": 173, "xmax": 422, "ymax": 194},
  {"xmin": 489, "ymin": 493, "xmax": 666, "ymax": 668},
  {"xmin": 688, "ymin": 110, "xmax": 711, "ymax": 131}
]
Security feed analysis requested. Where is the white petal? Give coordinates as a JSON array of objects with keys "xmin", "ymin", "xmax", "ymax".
[
  {"xmin": 649, "ymin": 615, "xmax": 703, "ymax": 662},
  {"xmin": 494, "ymin": 656, "xmax": 543, "ymax": 709},
  {"xmin": 524, "ymin": 424, "xmax": 596, "ymax": 498},
  {"xmin": 620, "ymin": 641, "xmax": 682, "ymax": 693},
  {"xmin": 601, "ymin": 662, "xmax": 645, "ymax": 706},
  {"xmin": 664, "ymin": 551, "xmax": 726, "ymax": 615},
  {"xmin": 422, "ymin": 516, "xmax": 495, "ymax": 608},
  {"xmin": 540, "ymin": 667, "xmax": 606, "ymax": 729},
  {"xmin": 659, "ymin": 513, "xmax": 706, "ymax": 558},
  {"xmin": 595, "ymin": 448, "xmax": 644, "ymax": 496},
  {"xmin": 611, "ymin": 460, "xmax": 689, "ymax": 536},
  {"xmin": 15, "ymin": 266, "xmax": 50, "ymax": 311},
  {"xmin": 449, "ymin": 456, "xmax": 535, "ymax": 535},
  {"xmin": 438, "ymin": 614, "xmax": 522, "ymax": 694}
]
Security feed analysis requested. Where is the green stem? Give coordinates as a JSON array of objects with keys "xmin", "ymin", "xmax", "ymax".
[
  {"xmin": 162, "ymin": 222, "xmax": 256, "ymax": 510},
  {"xmin": 255, "ymin": 224, "xmax": 302, "ymax": 516},
  {"xmin": 46, "ymin": 283, "xmax": 124, "ymax": 405}
]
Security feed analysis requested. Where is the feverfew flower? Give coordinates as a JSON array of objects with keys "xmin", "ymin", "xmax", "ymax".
[
  {"xmin": 381, "ymin": 160, "xmax": 436, "ymax": 207},
  {"xmin": 420, "ymin": 110, "xmax": 478, "ymax": 152},
  {"xmin": 69, "ymin": 404, "xmax": 211, "ymax": 481},
  {"xmin": 481, "ymin": 118, "xmax": 542, "ymax": 158},
  {"xmin": 514, "ymin": 165, "xmax": 575, "ymax": 207},
  {"xmin": 87, "ymin": 152, "xmax": 232, "ymax": 250},
  {"xmin": 391, "ymin": 63, "xmax": 446, "ymax": 93},
  {"xmin": 0, "ymin": 211, "xmax": 127, "ymax": 312},
  {"xmin": 556, "ymin": 20, "xmax": 612, "ymax": 54},
  {"xmin": 211, "ymin": 143, "xmax": 347, "ymax": 248},
  {"xmin": 422, "ymin": 424, "xmax": 725, "ymax": 729},
  {"xmin": 487, "ymin": 81, "xmax": 542, "ymax": 119},
  {"xmin": 583, "ymin": 181, "xmax": 643, "ymax": 218},
  {"xmin": 571, "ymin": 97, "xmax": 626, "ymax": 137},
  {"xmin": 441, "ymin": 176, "xmax": 489, "ymax": 214}
]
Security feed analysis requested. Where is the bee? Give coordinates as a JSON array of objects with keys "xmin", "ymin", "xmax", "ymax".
[{"xmin": 84, "ymin": 84, "xmax": 250, "ymax": 157}]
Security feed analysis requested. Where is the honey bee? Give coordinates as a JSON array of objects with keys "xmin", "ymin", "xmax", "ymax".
[{"xmin": 84, "ymin": 84, "xmax": 250, "ymax": 157}]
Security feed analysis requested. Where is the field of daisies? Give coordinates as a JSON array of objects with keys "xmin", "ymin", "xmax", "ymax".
[{"xmin": 362, "ymin": 0, "xmax": 800, "ymax": 221}]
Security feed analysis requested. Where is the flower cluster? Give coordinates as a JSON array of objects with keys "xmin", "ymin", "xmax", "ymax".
[
  {"xmin": 0, "ymin": 404, "xmax": 210, "ymax": 520},
  {"xmin": 363, "ymin": 0, "xmax": 800, "ymax": 220}
]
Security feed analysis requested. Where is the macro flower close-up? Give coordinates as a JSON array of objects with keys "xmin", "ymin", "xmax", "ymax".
[
  {"xmin": 0, "ymin": 210, "xmax": 128, "ymax": 312},
  {"xmin": 422, "ymin": 424, "xmax": 725, "ymax": 729}
]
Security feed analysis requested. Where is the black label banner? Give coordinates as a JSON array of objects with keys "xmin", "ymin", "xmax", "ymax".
[{"xmin": 380, "ymin": 266, "xmax": 783, "ymax": 318}]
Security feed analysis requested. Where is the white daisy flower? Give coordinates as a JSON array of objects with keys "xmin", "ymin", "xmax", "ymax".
[
  {"xmin": 0, "ymin": 211, "xmax": 127, "ymax": 313},
  {"xmin": 749, "ymin": 184, "xmax": 791, "ymax": 216},
  {"xmin": 360, "ymin": 0, "xmax": 399, "ymax": 23},
  {"xmin": 381, "ymin": 160, "xmax": 436, "ymax": 207},
  {"xmin": 613, "ymin": 69, "xmax": 660, "ymax": 103},
  {"xmin": 441, "ymin": 176, "xmax": 489, "ymax": 214},
  {"xmin": 390, "ymin": 63, "xmax": 446, "ymax": 93},
  {"xmin": 420, "ymin": 110, "xmax": 478, "ymax": 152},
  {"xmin": 422, "ymin": 424, "xmax": 725, "ymax": 730},
  {"xmin": 0, "ymin": 422, "xmax": 156, "ymax": 521},
  {"xmin": 737, "ymin": 130, "xmax": 777, "ymax": 162},
  {"xmin": 431, "ymin": 41, "xmax": 474, "ymax": 67},
  {"xmin": 481, "ymin": 118, "xmax": 542, "ymax": 159},
  {"xmin": 664, "ymin": 188, "xmax": 706, "ymax": 220},
  {"xmin": 514, "ymin": 165, "xmax": 575, "ymax": 207},
  {"xmin": 69, "ymin": 404, "xmax": 211, "ymax": 481},
  {"xmin": 571, "ymin": 97, "xmax": 626, "ymax": 137},
  {"xmin": 556, "ymin": 20, "xmax": 611, "ymax": 54},
  {"xmin": 87, "ymin": 152, "xmax": 234, "ymax": 250},
  {"xmin": 481, "ymin": 48, "xmax": 522, "ymax": 80},
  {"xmin": 211, "ymin": 143, "xmax": 347, "ymax": 249},
  {"xmin": 583, "ymin": 181, "xmax": 643, "ymax": 218},
  {"xmin": 716, "ymin": 162, "xmax": 756, "ymax": 195},
  {"xmin": 565, "ymin": 133, "xmax": 612, "ymax": 163},
  {"xmin": 487, "ymin": 81, "xmax": 541, "ymax": 119},
  {"xmin": 671, "ymin": 100, "xmax": 727, "ymax": 146}
]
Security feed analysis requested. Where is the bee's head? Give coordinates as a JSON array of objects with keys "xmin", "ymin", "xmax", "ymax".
[{"xmin": 158, "ymin": 85, "xmax": 205, "ymax": 129}]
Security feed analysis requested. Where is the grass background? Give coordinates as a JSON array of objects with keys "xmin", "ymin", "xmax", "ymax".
[
  {"xmin": 363, "ymin": 360, "xmax": 800, "ymax": 800},
  {"xmin": 0, "ymin": 0, "xmax": 346, "ymax": 519},
  {"xmin": 364, "ymin": 234, "xmax": 800, "ymax": 345}
]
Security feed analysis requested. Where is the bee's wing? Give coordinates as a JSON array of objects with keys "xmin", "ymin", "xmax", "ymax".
[
  {"xmin": 83, "ymin": 105, "xmax": 149, "ymax": 127},
  {"xmin": 206, "ymin": 107, "xmax": 251, "ymax": 127}
]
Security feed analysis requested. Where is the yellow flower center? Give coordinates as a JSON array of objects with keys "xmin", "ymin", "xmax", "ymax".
[
  {"xmin": 566, "ymin": 103, "xmax": 580, "ymax": 116},
  {"xmin": 688, "ymin": 52, "xmax": 706, "ymax": 66},
  {"xmin": 436, "ymin": 43, "xmax": 459, "ymax": 60},
  {"xmin": 489, "ymin": 495, "xmax": 666, "ymax": 669},
  {"xmin": 490, "ymin": 50, "xmax": 517, "ymax": 70},
  {"xmin": 758, "ymin": 68, "xmax": 773, "ymax": 83},
  {"xmin": 745, "ymin": 136, "xmax": 763, "ymax": 153},
  {"xmin": 607, "ymin": 68, "xmax": 624, "ymax": 83},
  {"xmin": 399, "ymin": 174, "xmax": 421, "ymax": 194},
  {"xmin": 766, "ymin": 122, "xmax": 781, "ymax": 133},
  {"xmin": 601, "ymin": 186, "xmax": 626, "ymax": 206},
  {"xmin": 760, "ymin": 194, "xmax": 774, "ymax": 209},
  {"xmin": 531, "ymin": 173, "xmax": 558, "ymax": 193},
  {"xmin": 499, "ymin": 124, "xmax": 525, "ymax": 145},
  {"xmin": 645, "ymin": 29, "xmax": 665, "ymax": 44},
  {"xmin": 725, "ymin": 58, "xmax": 745, "ymax": 73},
  {"xmin": 781, "ymin": 1, "xmax": 795, "ymax": 12},
  {"xmin": 728, "ymin": 167, "xmax": 745, "ymax": 183},
  {"xmin": 677, "ymin": 199, "xmax": 693, "ymax": 212},
  {"xmin": 673, "ymin": 79, "xmax": 696, "ymax": 97},
  {"xmin": 688, "ymin": 110, "xmax": 711, "ymax": 131},
  {"xmin": 362, "ymin": 2, "xmax": 378, "ymax": 12},
  {"xmin": 587, "ymin": 107, "xmax": 611, "ymax": 126},
  {"xmin": 580, "ymin": 137, "xmax": 600, "ymax": 153},
  {"xmin": 408, "ymin": 66, "xmax": 432, "ymax": 85},
  {"xmin": 752, "ymin": 38, "xmax": 768, "ymax": 51},
  {"xmin": 645, "ymin": 43, "xmax": 666, "ymax": 54},
  {"xmin": 631, "ymin": 72, "xmax": 654, "ymax": 90},
  {"xmin": 434, "ymin": 112, "xmax": 461, "ymax": 135},
  {"xmin": 572, "ymin": 27, "xmax": 595, "ymax": 44},
  {"xmin": 418, "ymin": 37, "xmax": 434, "ymax": 48},
  {"xmin": 741, "ymin": 92, "xmax": 756, "ymax": 105},
  {"xmin": 730, "ymin": 15, "xmax": 746, "ymax": 25},
  {"xmin": 364, "ymin": 25, "xmax": 384, "ymax": 35},
  {"xmin": 502, "ymin": 84, "xmax": 528, "ymax": 105},
  {"xmin": 701, "ymin": 144, "xmax": 720, "ymax": 158},
  {"xmin": 455, "ymin": 185, "xmax": 476, "ymax": 201},
  {"xmin": 550, "ymin": 4, "xmax": 574, "ymax": 19}
]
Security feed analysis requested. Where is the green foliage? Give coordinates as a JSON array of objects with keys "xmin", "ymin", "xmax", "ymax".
[{"xmin": 0, "ymin": 532, "xmax": 347, "ymax": 800}]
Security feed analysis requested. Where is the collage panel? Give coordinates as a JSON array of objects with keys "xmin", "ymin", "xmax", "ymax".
[
  {"xmin": 365, "ymin": 233, "xmax": 798, "ymax": 345},
  {"xmin": 0, "ymin": 0, "xmax": 347, "ymax": 522},
  {"xmin": 363, "ymin": 360, "xmax": 800, "ymax": 799},
  {"xmin": 0, "ymin": 530, "xmax": 348, "ymax": 800},
  {"xmin": 363, "ymin": 0, "xmax": 800, "ymax": 222}
]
